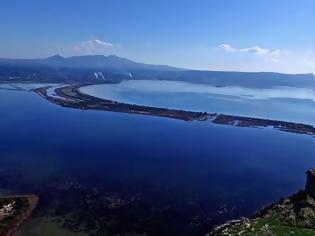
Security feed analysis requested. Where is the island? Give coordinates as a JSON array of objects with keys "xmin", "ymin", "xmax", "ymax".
[
  {"xmin": 34, "ymin": 84, "xmax": 314, "ymax": 137},
  {"xmin": 209, "ymin": 169, "xmax": 315, "ymax": 235},
  {"xmin": 0, "ymin": 195, "xmax": 38, "ymax": 236}
]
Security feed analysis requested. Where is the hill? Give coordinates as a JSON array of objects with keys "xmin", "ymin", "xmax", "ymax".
[{"xmin": 0, "ymin": 55, "xmax": 313, "ymax": 88}]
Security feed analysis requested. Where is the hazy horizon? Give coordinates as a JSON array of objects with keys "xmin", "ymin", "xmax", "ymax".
[{"xmin": 1, "ymin": 53, "xmax": 314, "ymax": 75}]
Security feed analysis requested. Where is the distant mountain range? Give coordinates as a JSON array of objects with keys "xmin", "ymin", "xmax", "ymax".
[
  {"xmin": 0, "ymin": 54, "xmax": 180, "ymax": 72},
  {"xmin": 0, "ymin": 54, "xmax": 313, "ymax": 88}
]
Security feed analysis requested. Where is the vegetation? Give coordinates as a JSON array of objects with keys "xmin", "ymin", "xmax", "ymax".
[
  {"xmin": 0, "ymin": 195, "xmax": 38, "ymax": 236},
  {"xmin": 211, "ymin": 170, "xmax": 315, "ymax": 236},
  {"xmin": 218, "ymin": 217, "xmax": 315, "ymax": 236}
]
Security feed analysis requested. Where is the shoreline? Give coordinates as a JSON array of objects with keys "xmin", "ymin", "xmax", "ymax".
[
  {"xmin": 34, "ymin": 84, "xmax": 314, "ymax": 136},
  {"xmin": 0, "ymin": 195, "xmax": 38, "ymax": 236},
  {"xmin": 209, "ymin": 169, "xmax": 315, "ymax": 235}
]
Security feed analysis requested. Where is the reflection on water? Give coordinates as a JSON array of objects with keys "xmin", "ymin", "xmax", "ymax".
[
  {"xmin": 46, "ymin": 84, "xmax": 68, "ymax": 100},
  {"xmin": 80, "ymin": 80, "xmax": 314, "ymax": 125},
  {"xmin": 0, "ymin": 83, "xmax": 58, "ymax": 91},
  {"xmin": 0, "ymin": 88, "xmax": 314, "ymax": 235}
]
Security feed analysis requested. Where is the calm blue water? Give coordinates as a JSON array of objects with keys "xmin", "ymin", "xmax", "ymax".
[
  {"xmin": 80, "ymin": 80, "xmax": 314, "ymax": 125},
  {"xmin": 0, "ymin": 88, "xmax": 314, "ymax": 235}
]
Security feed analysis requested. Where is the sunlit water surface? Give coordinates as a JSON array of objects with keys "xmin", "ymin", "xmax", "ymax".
[
  {"xmin": 0, "ymin": 87, "xmax": 313, "ymax": 236},
  {"xmin": 81, "ymin": 80, "xmax": 314, "ymax": 125}
]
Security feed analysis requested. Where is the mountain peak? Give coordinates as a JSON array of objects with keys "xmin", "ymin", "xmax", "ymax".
[
  {"xmin": 0, "ymin": 54, "xmax": 183, "ymax": 72},
  {"xmin": 46, "ymin": 54, "xmax": 64, "ymax": 60},
  {"xmin": 107, "ymin": 54, "xmax": 120, "ymax": 59}
]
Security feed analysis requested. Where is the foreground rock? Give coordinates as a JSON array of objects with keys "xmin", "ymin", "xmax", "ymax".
[
  {"xmin": 0, "ymin": 195, "xmax": 38, "ymax": 236},
  {"xmin": 209, "ymin": 169, "xmax": 315, "ymax": 236}
]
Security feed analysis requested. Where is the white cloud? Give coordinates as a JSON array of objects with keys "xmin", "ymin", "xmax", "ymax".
[
  {"xmin": 270, "ymin": 49, "xmax": 281, "ymax": 57},
  {"xmin": 216, "ymin": 43, "xmax": 315, "ymax": 73},
  {"xmin": 219, "ymin": 44, "xmax": 236, "ymax": 52},
  {"xmin": 219, "ymin": 43, "xmax": 277, "ymax": 55},
  {"xmin": 93, "ymin": 39, "xmax": 113, "ymax": 47},
  {"xmin": 240, "ymin": 46, "xmax": 269, "ymax": 55},
  {"xmin": 74, "ymin": 39, "xmax": 113, "ymax": 53},
  {"xmin": 218, "ymin": 43, "xmax": 294, "ymax": 65}
]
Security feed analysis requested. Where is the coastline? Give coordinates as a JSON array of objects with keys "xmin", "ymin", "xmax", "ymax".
[
  {"xmin": 35, "ymin": 84, "xmax": 314, "ymax": 136},
  {"xmin": 1, "ymin": 82, "xmax": 314, "ymax": 235},
  {"xmin": 0, "ymin": 195, "xmax": 38, "ymax": 236},
  {"xmin": 208, "ymin": 169, "xmax": 315, "ymax": 235}
]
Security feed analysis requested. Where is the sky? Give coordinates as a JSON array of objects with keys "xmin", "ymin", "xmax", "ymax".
[{"xmin": 0, "ymin": 0, "xmax": 314, "ymax": 73}]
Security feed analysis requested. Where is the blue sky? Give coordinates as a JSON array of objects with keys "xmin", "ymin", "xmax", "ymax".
[{"xmin": 1, "ymin": 0, "xmax": 314, "ymax": 73}]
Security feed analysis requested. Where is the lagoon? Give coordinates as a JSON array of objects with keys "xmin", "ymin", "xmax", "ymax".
[
  {"xmin": 0, "ymin": 87, "xmax": 313, "ymax": 235},
  {"xmin": 80, "ymin": 80, "xmax": 314, "ymax": 125}
]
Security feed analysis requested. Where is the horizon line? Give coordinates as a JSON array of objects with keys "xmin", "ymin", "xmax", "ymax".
[{"xmin": 0, "ymin": 54, "xmax": 314, "ymax": 75}]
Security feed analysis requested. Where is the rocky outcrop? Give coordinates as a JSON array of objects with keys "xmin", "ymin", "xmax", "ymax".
[
  {"xmin": 209, "ymin": 168, "xmax": 315, "ymax": 235},
  {"xmin": 0, "ymin": 195, "xmax": 38, "ymax": 236},
  {"xmin": 305, "ymin": 169, "xmax": 315, "ymax": 198}
]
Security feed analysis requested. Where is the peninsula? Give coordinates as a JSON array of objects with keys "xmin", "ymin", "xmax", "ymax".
[{"xmin": 35, "ymin": 84, "xmax": 314, "ymax": 137}]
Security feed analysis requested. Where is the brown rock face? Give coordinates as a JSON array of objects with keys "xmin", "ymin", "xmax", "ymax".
[{"xmin": 305, "ymin": 169, "xmax": 315, "ymax": 197}]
